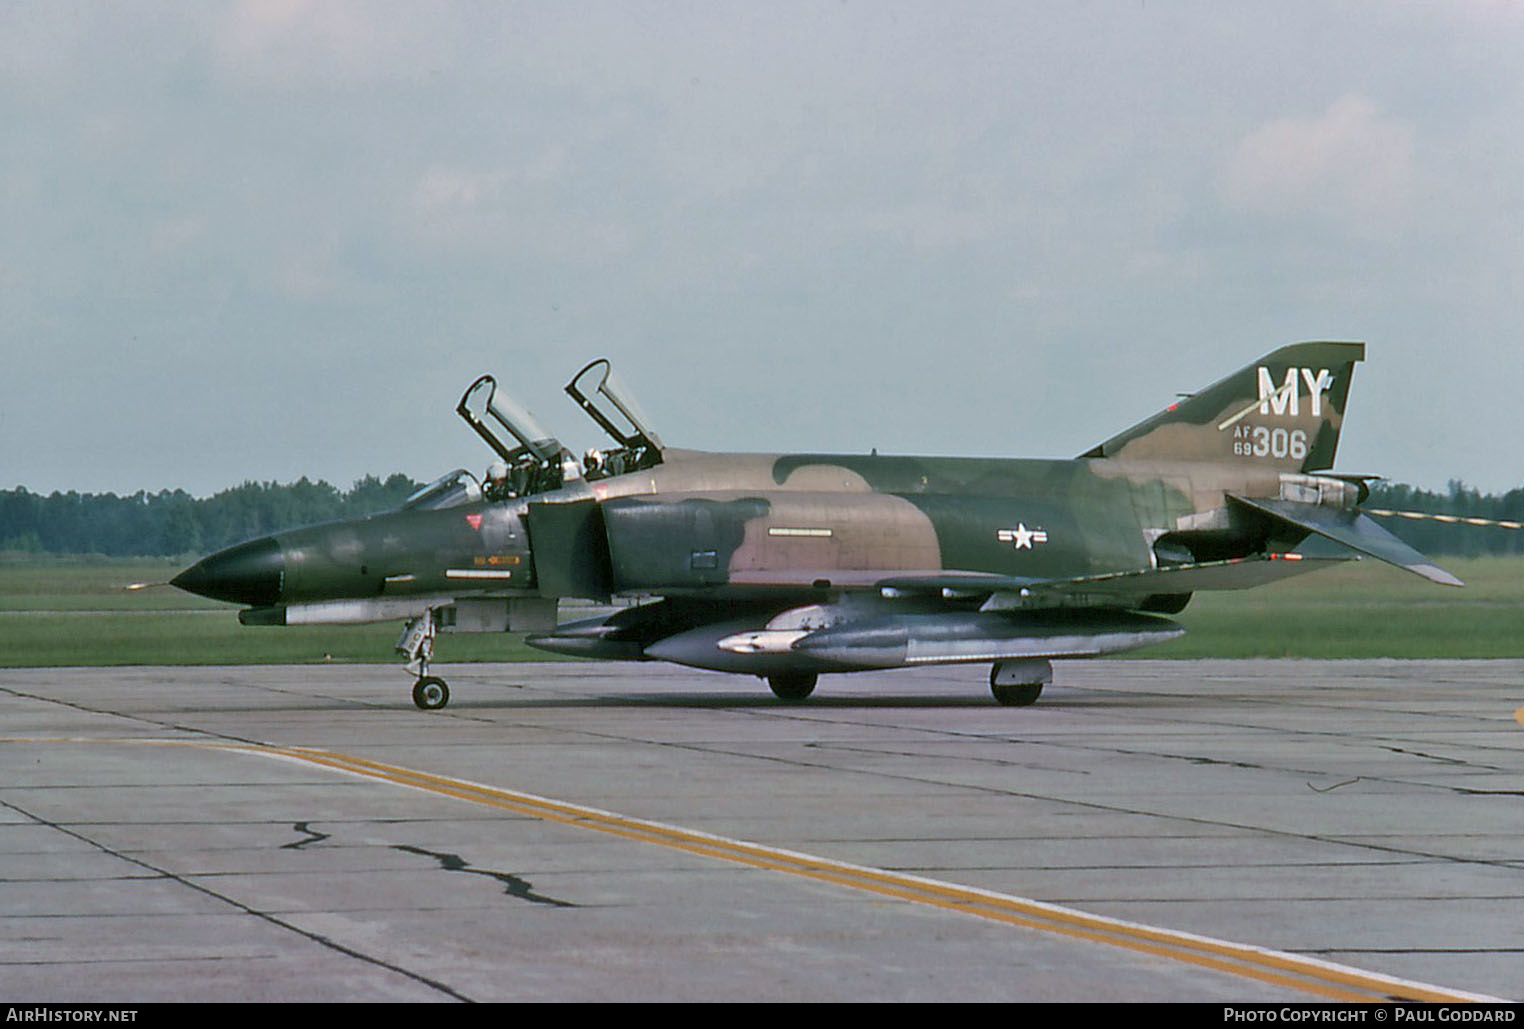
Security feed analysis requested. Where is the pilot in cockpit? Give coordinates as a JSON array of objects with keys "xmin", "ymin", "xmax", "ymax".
[{"xmin": 484, "ymin": 460, "xmax": 511, "ymax": 500}]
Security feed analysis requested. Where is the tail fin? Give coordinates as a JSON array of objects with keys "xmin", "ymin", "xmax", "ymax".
[{"xmin": 1082, "ymin": 341, "xmax": 1364, "ymax": 473}]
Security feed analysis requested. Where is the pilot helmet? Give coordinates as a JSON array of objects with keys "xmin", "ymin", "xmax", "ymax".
[{"xmin": 487, "ymin": 460, "xmax": 508, "ymax": 482}]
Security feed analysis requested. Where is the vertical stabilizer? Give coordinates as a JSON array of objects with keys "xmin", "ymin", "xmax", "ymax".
[{"xmin": 1083, "ymin": 342, "xmax": 1364, "ymax": 472}]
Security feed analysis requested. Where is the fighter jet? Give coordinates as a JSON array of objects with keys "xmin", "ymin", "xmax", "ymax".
[{"xmin": 172, "ymin": 344, "xmax": 1460, "ymax": 709}]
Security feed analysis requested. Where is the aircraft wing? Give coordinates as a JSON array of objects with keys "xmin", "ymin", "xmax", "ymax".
[
  {"xmin": 1024, "ymin": 553, "xmax": 1351, "ymax": 597},
  {"xmin": 639, "ymin": 554, "xmax": 1351, "ymax": 602},
  {"xmin": 731, "ymin": 568, "xmax": 1036, "ymax": 592},
  {"xmin": 876, "ymin": 553, "xmax": 1351, "ymax": 605}
]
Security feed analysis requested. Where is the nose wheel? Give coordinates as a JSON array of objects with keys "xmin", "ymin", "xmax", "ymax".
[
  {"xmin": 398, "ymin": 609, "xmax": 451, "ymax": 710},
  {"xmin": 411, "ymin": 675, "xmax": 451, "ymax": 710}
]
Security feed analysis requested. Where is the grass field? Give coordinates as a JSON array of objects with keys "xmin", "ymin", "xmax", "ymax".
[
  {"xmin": 1149, "ymin": 556, "xmax": 1524, "ymax": 659},
  {"xmin": 1, "ymin": 554, "xmax": 1520, "ymax": 667},
  {"xmin": 0, "ymin": 556, "xmax": 551, "ymax": 667}
]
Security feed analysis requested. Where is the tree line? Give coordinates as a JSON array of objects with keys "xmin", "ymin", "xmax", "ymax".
[
  {"xmin": 0, "ymin": 475, "xmax": 422, "ymax": 557},
  {"xmin": 1361, "ymin": 480, "xmax": 1524, "ymax": 558},
  {"xmin": 0, "ymin": 475, "xmax": 1520, "ymax": 559}
]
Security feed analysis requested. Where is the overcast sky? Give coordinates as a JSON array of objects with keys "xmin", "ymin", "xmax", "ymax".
[{"xmin": 4, "ymin": 1, "xmax": 1521, "ymax": 498}]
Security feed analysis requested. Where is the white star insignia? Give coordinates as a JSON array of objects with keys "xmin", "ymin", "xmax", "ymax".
[{"xmin": 997, "ymin": 524, "xmax": 1049, "ymax": 550}]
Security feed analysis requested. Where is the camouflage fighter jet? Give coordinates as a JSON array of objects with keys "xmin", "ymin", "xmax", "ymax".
[{"xmin": 172, "ymin": 344, "xmax": 1460, "ymax": 709}]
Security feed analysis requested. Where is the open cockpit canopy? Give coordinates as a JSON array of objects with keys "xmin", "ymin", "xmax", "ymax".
[
  {"xmin": 456, "ymin": 375, "xmax": 570, "ymax": 497},
  {"xmin": 565, "ymin": 358, "xmax": 663, "ymax": 478}
]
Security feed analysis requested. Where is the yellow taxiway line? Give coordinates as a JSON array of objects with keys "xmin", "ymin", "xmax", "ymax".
[
  {"xmin": 238, "ymin": 741, "xmax": 1502, "ymax": 1004},
  {"xmin": 13, "ymin": 736, "xmax": 1508, "ymax": 1004}
]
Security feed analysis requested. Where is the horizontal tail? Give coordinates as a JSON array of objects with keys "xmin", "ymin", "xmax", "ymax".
[
  {"xmin": 1083, "ymin": 341, "xmax": 1364, "ymax": 473},
  {"xmin": 1229, "ymin": 495, "xmax": 1464, "ymax": 587}
]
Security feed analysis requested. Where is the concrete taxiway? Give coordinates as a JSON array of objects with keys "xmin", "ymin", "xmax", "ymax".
[{"xmin": 1, "ymin": 659, "xmax": 1520, "ymax": 1003}]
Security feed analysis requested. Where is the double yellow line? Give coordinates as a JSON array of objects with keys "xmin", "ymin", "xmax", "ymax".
[{"xmin": 221, "ymin": 741, "xmax": 1500, "ymax": 1004}]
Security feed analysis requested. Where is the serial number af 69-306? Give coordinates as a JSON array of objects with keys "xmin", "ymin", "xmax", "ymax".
[{"xmin": 1232, "ymin": 425, "xmax": 1310, "ymax": 461}]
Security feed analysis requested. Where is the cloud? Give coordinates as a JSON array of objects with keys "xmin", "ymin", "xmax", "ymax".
[
  {"xmin": 406, "ymin": 162, "xmax": 636, "ymax": 265},
  {"xmin": 214, "ymin": 0, "xmax": 440, "ymax": 86},
  {"xmin": 1222, "ymin": 95, "xmax": 1416, "ymax": 233},
  {"xmin": 149, "ymin": 216, "xmax": 207, "ymax": 258},
  {"xmin": 413, "ymin": 165, "xmax": 507, "ymax": 216}
]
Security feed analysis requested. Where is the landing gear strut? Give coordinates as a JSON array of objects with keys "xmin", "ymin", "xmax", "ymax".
[
  {"xmin": 767, "ymin": 672, "xmax": 817, "ymax": 702},
  {"xmin": 398, "ymin": 609, "xmax": 451, "ymax": 710},
  {"xmin": 990, "ymin": 658, "xmax": 1050, "ymax": 707}
]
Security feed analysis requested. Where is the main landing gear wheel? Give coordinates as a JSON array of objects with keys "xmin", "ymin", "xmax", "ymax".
[
  {"xmin": 767, "ymin": 672, "xmax": 817, "ymax": 702},
  {"xmin": 989, "ymin": 658, "xmax": 1051, "ymax": 707},
  {"xmin": 990, "ymin": 681, "xmax": 1043, "ymax": 707},
  {"xmin": 412, "ymin": 676, "xmax": 450, "ymax": 710}
]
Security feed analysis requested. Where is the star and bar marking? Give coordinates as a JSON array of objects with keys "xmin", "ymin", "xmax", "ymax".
[{"xmin": 997, "ymin": 524, "xmax": 1049, "ymax": 550}]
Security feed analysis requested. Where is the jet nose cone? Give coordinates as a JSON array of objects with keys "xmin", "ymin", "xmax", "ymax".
[{"xmin": 172, "ymin": 536, "xmax": 284, "ymax": 606}]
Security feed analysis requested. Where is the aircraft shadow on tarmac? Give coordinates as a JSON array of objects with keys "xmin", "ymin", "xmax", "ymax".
[{"xmin": 367, "ymin": 678, "xmax": 1195, "ymax": 711}]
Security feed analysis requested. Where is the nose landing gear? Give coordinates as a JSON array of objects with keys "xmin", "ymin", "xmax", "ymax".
[{"xmin": 398, "ymin": 609, "xmax": 451, "ymax": 710}]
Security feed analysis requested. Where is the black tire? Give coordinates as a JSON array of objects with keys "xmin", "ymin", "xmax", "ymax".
[
  {"xmin": 412, "ymin": 676, "xmax": 450, "ymax": 710},
  {"xmin": 767, "ymin": 672, "xmax": 817, "ymax": 702},
  {"xmin": 990, "ymin": 681, "xmax": 1043, "ymax": 707}
]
